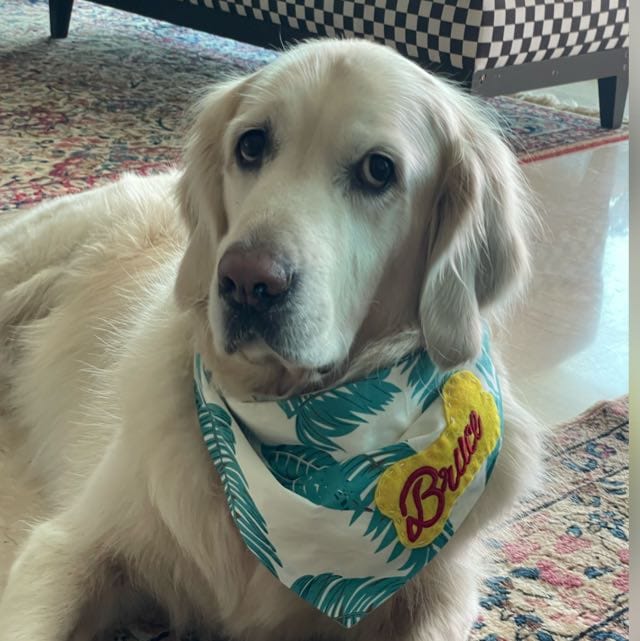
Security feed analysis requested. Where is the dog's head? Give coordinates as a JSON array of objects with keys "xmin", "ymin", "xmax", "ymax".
[{"xmin": 175, "ymin": 40, "xmax": 532, "ymax": 397}]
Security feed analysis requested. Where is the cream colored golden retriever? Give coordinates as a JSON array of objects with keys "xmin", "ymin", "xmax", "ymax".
[{"xmin": 0, "ymin": 40, "xmax": 541, "ymax": 641}]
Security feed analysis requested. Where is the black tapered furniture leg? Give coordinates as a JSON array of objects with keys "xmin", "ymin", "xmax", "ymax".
[
  {"xmin": 49, "ymin": 0, "xmax": 74, "ymax": 39},
  {"xmin": 598, "ymin": 70, "xmax": 628, "ymax": 129}
]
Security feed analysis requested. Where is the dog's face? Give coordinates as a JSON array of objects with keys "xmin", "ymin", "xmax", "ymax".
[
  {"xmin": 212, "ymin": 52, "xmax": 431, "ymax": 370},
  {"xmin": 176, "ymin": 40, "xmax": 532, "ymax": 395}
]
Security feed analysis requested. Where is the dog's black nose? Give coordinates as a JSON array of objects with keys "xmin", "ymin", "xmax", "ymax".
[{"xmin": 218, "ymin": 246, "xmax": 292, "ymax": 309}]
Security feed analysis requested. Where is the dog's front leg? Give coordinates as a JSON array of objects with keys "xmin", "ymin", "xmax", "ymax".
[
  {"xmin": 0, "ymin": 517, "xmax": 99, "ymax": 641},
  {"xmin": 0, "ymin": 443, "xmax": 134, "ymax": 641}
]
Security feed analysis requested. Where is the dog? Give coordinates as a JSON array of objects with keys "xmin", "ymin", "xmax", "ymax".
[{"xmin": 0, "ymin": 39, "xmax": 541, "ymax": 641}]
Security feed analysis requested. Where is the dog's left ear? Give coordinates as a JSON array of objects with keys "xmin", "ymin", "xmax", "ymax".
[{"xmin": 419, "ymin": 91, "xmax": 533, "ymax": 369}]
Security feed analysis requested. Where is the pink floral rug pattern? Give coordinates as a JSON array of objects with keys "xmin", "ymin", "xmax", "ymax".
[{"xmin": 470, "ymin": 397, "xmax": 629, "ymax": 641}]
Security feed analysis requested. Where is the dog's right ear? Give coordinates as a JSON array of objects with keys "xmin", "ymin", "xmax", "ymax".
[{"xmin": 175, "ymin": 75, "xmax": 254, "ymax": 310}]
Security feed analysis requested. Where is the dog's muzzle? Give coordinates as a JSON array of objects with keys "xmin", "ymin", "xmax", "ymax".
[{"xmin": 217, "ymin": 244, "xmax": 298, "ymax": 355}]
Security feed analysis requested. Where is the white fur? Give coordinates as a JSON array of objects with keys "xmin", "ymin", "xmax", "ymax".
[{"xmin": 0, "ymin": 40, "xmax": 542, "ymax": 641}]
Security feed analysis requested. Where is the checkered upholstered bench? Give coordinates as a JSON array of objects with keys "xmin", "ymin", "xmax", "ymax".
[{"xmin": 49, "ymin": 0, "xmax": 629, "ymax": 128}]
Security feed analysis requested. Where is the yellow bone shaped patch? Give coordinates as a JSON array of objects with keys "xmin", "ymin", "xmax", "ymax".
[{"xmin": 374, "ymin": 370, "xmax": 500, "ymax": 549}]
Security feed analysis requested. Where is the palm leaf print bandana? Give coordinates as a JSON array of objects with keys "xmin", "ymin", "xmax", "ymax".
[{"xmin": 194, "ymin": 334, "xmax": 503, "ymax": 627}]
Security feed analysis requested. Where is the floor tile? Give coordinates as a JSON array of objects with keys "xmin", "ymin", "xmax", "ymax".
[{"xmin": 498, "ymin": 142, "xmax": 629, "ymax": 425}]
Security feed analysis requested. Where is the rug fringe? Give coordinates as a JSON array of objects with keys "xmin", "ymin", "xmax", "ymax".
[{"xmin": 514, "ymin": 91, "xmax": 629, "ymax": 123}]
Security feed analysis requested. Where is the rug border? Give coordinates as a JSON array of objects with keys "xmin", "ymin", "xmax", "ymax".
[
  {"xmin": 518, "ymin": 133, "xmax": 629, "ymax": 164},
  {"xmin": 554, "ymin": 395, "xmax": 629, "ymax": 430}
]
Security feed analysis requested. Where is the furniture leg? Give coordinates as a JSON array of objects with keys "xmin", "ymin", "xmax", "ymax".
[
  {"xmin": 598, "ymin": 69, "xmax": 629, "ymax": 129},
  {"xmin": 49, "ymin": 0, "xmax": 74, "ymax": 39}
]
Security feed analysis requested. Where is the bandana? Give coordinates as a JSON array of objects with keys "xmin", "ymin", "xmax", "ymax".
[{"xmin": 194, "ymin": 335, "xmax": 503, "ymax": 627}]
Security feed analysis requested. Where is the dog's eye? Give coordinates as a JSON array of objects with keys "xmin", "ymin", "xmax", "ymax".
[
  {"xmin": 237, "ymin": 129, "xmax": 267, "ymax": 167},
  {"xmin": 358, "ymin": 153, "xmax": 395, "ymax": 191}
]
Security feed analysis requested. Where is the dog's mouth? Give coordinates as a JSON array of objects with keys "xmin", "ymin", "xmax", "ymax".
[
  {"xmin": 221, "ymin": 312, "xmax": 340, "ymax": 387},
  {"xmin": 223, "ymin": 303, "xmax": 285, "ymax": 353},
  {"xmin": 221, "ymin": 301, "xmax": 323, "ymax": 370},
  {"xmin": 219, "ymin": 311, "xmax": 336, "ymax": 399}
]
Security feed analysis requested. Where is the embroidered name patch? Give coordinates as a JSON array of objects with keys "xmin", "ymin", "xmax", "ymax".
[{"xmin": 374, "ymin": 370, "xmax": 500, "ymax": 549}]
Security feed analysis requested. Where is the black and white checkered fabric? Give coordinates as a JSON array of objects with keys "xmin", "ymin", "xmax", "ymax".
[{"xmin": 182, "ymin": 0, "xmax": 629, "ymax": 71}]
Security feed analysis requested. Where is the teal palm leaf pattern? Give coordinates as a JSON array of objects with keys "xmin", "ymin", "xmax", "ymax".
[
  {"xmin": 261, "ymin": 440, "xmax": 454, "ymax": 577},
  {"xmin": 400, "ymin": 351, "xmax": 449, "ymax": 412},
  {"xmin": 195, "ymin": 382, "xmax": 283, "ymax": 577},
  {"xmin": 291, "ymin": 572, "xmax": 407, "ymax": 627},
  {"xmin": 363, "ymin": 510, "xmax": 455, "ymax": 576},
  {"xmin": 475, "ymin": 338, "xmax": 502, "ymax": 414},
  {"xmin": 484, "ymin": 442, "xmax": 501, "ymax": 482},
  {"xmin": 277, "ymin": 371, "xmax": 401, "ymax": 452},
  {"xmin": 260, "ymin": 444, "xmax": 337, "ymax": 488},
  {"xmin": 471, "ymin": 334, "xmax": 503, "ymax": 482},
  {"xmin": 262, "ymin": 442, "xmax": 415, "ymax": 515}
]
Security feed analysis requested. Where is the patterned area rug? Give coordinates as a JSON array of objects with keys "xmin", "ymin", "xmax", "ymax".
[
  {"xmin": 107, "ymin": 398, "xmax": 630, "ymax": 641},
  {"xmin": 0, "ymin": 0, "xmax": 629, "ymax": 212},
  {"xmin": 471, "ymin": 398, "xmax": 629, "ymax": 641}
]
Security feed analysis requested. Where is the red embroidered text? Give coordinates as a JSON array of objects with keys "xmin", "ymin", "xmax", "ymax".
[{"xmin": 398, "ymin": 411, "xmax": 483, "ymax": 543}]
